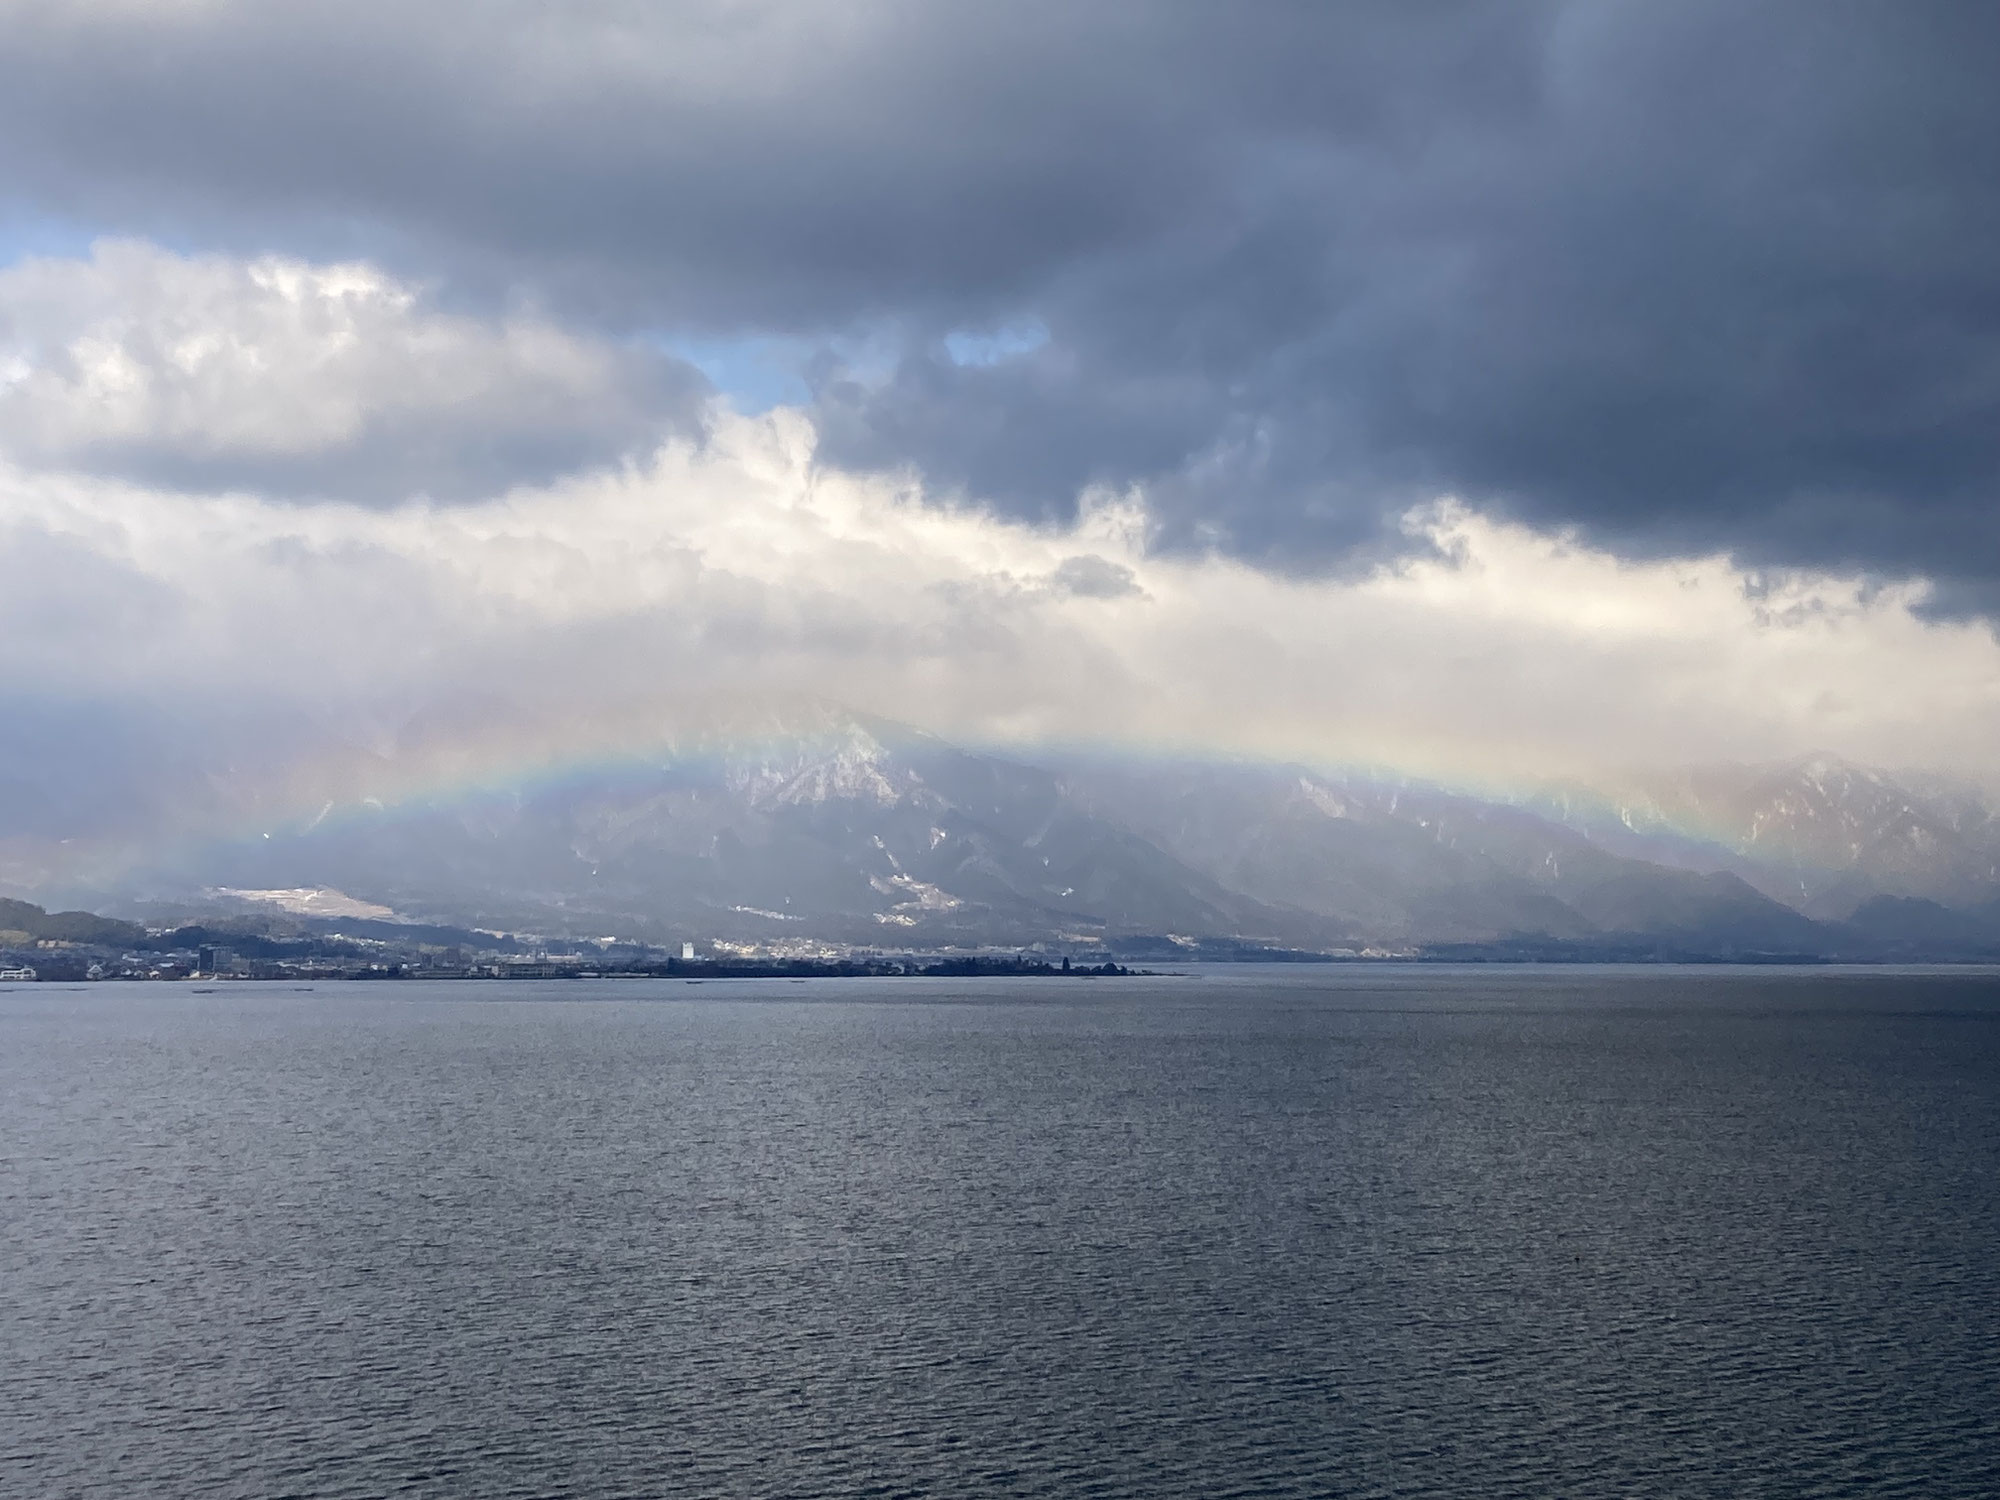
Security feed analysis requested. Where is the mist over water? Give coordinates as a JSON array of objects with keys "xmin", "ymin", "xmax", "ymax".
[{"xmin": 6, "ymin": 968, "xmax": 2000, "ymax": 1497}]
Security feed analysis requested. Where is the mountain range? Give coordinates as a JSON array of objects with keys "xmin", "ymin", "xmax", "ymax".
[{"xmin": 58, "ymin": 708, "xmax": 2000, "ymax": 961}]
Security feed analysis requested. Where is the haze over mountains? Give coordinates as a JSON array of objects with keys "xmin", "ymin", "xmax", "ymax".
[
  {"xmin": 68, "ymin": 710, "xmax": 2000, "ymax": 962},
  {"xmin": 5, "ymin": 6, "xmax": 2000, "ymax": 968}
]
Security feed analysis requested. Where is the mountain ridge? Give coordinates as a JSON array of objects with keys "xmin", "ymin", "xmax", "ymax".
[{"xmin": 18, "ymin": 715, "xmax": 2000, "ymax": 960}]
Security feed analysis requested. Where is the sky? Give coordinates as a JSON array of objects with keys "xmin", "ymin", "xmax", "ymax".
[{"xmin": 3, "ymin": 0, "xmax": 1999, "ymax": 878}]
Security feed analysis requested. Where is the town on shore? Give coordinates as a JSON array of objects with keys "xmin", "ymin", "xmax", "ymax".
[{"xmin": 0, "ymin": 897, "xmax": 1138, "ymax": 983}]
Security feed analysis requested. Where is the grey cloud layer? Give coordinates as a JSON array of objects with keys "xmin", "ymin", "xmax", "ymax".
[{"xmin": 2, "ymin": 1, "xmax": 1996, "ymax": 588}]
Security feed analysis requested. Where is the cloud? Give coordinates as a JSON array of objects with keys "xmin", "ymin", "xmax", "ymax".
[
  {"xmin": 6, "ymin": 397, "xmax": 2000, "ymax": 891},
  {"xmin": 3, "ymin": 4, "xmax": 1995, "ymax": 592},
  {"xmin": 0, "ymin": 240, "xmax": 706, "ymax": 501},
  {"xmin": 812, "ymin": 1, "xmax": 2000, "ymax": 595},
  {"xmin": 1, "ymin": 8, "xmax": 1996, "ymax": 892},
  {"xmin": 1047, "ymin": 555, "xmax": 1143, "ymax": 601}
]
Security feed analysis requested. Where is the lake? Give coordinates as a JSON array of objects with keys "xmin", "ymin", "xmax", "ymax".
[{"xmin": 6, "ymin": 967, "xmax": 2000, "ymax": 1497}]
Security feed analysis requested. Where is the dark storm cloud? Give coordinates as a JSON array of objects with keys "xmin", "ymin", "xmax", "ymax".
[
  {"xmin": 0, "ymin": 1, "xmax": 1533, "ymax": 318},
  {"xmin": 3, "ymin": 1, "xmax": 1997, "ymax": 592},
  {"xmin": 813, "ymin": 1, "xmax": 2000, "ymax": 589}
]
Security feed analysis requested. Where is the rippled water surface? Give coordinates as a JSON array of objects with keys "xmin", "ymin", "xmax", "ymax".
[{"xmin": 7, "ymin": 967, "xmax": 2000, "ymax": 1497}]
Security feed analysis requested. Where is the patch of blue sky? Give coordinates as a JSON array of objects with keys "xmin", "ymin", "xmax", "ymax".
[
  {"xmin": 664, "ymin": 334, "xmax": 815, "ymax": 414},
  {"xmin": 0, "ymin": 206, "xmax": 105, "ymax": 268},
  {"xmin": 943, "ymin": 318, "xmax": 1049, "ymax": 367},
  {"xmin": 663, "ymin": 325, "xmax": 909, "ymax": 413}
]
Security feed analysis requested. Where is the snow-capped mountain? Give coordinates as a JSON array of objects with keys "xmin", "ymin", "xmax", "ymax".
[
  {"xmin": 86, "ymin": 711, "xmax": 2000, "ymax": 956},
  {"xmin": 1548, "ymin": 753, "xmax": 2000, "ymax": 918},
  {"xmin": 147, "ymin": 714, "xmax": 1305, "ymax": 949},
  {"xmin": 1053, "ymin": 759, "xmax": 1827, "ymax": 951}
]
